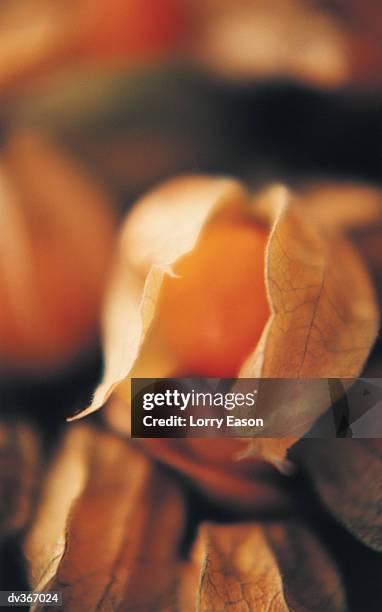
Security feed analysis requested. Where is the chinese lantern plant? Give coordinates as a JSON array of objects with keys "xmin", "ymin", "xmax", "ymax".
[
  {"xmin": 73, "ymin": 176, "xmax": 379, "ymax": 511},
  {"xmin": 0, "ymin": 131, "xmax": 116, "ymax": 374}
]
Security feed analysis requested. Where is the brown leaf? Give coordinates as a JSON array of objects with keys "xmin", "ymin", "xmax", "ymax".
[
  {"xmin": 0, "ymin": 418, "xmax": 40, "ymax": 536},
  {"xmin": 24, "ymin": 425, "xmax": 187, "ymax": 610},
  {"xmin": 20, "ymin": 426, "xmax": 351, "ymax": 610},
  {"xmin": 292, "ymin": 439, "xmax": 382, "ymax": 552},
  {"xmin": 190, "ymin": 520, "xmax": 346, "ymax": 611},
  {"xmin": 239, "ymin": 195, "xmax": 378, "ymax": 461},
  {"xmin": 243, "ymin": 199, "xmax": 378, "ymax": 378},
  {"xmin": 193, "ymin": 522, "xmax": 288, "ymax": 611}
]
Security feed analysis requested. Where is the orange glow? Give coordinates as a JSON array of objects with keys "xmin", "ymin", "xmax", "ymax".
[
  {"xmin": 0, "ymin": 135, "xmax": 117, "ymax": 373},
  {"xmin": 0, "ymin": 206, "xmax": 115, "ymax": 371},
  {"xmin": 77, "ymin": 0, "xmax": 190, "ymax": 60},
  {"xmin": 158, "ymin": 216, "xmax": 270, "ymax": 377}
]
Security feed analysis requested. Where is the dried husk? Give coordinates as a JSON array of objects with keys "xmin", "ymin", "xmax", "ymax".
[
  {"xmin": 23, "ymin": 424, "xmax": 351, "ymax": 610},
  {"xmin": 24, "ymin": 425, "xmax": 187, "ymax": 611},
  {"xmin": 189, "ymin": 520, "xmax": 346, "ymax": 611},
  {"xmin": 74, "ymin": 175, "xmax": 251, "ymax": 417},
  {"xmin": 192, "ymin": 522, "xmax": 288, "ymax": 611},
  {"xmin": 0, "ymin": 130, "xmax": 117, "ymax": 371},
  {"xmin": 72, "ymin": 176, "xmax": 378, "ymax": 472},
  {"xmin": 238, "ymin": 187, "xmax": 379, "ymax": 461}
]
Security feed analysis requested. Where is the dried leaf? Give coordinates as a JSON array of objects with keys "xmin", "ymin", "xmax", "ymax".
[
  {"xmin": 23, "ymin": 422, "xmax": 350, "ymax": 611},
  {"xmin": 193, "ymin": 522, "xmax": 288, "ymax": 611},
  {"xmin": 239, "ymin": 193, "xmax": 378, "ymax": 461},
  {"xmin": 24, "ymin": 425, "xmax": 187, "ymax": 610},
  {"xmin": 75, "ymin": 176, "xmax": 378, "ymax": 472},
  {"xmin": 191, "ymin": 520, "xmax": 346, "ymax": 611},
  {"xmin": 292, "ymin": 439, "xmax": 382, "ymax": 552},
  {"xmin": 0, "ymin": 418, "xmax": 40, "ymax": 536},
  {"xmin": 243, "ymin": 199, "xmax": 378, "ymax": 378},
  {"xmin": 75, "ymin": 175, "xmax": 248, "ymax": 418}
]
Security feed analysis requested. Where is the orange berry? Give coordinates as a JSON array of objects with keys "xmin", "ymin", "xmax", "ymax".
[{"xmin": 158, "ymin": 216, "xmax": 270, "ymax": 377}]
